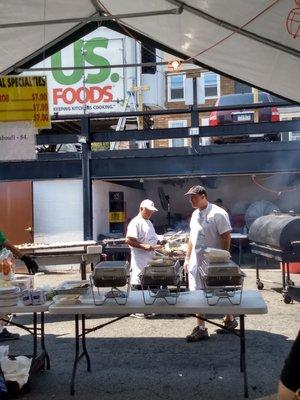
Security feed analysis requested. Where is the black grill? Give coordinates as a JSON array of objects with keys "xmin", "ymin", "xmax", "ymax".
[{"xmin": 248, "ymin": 212, "xmax": 300, "ymax": 303}]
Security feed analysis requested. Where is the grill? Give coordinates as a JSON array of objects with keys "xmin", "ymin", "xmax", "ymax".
[
  {"xmin": 248, "ymin": 212, "xmax": 300, "ymax": 303},
  {"xmin": 101, "ymin": 238, "xmax": 131, "ymax": 261}
]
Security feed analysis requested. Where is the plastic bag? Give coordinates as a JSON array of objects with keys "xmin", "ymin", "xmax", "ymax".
[
  {"xmin": 0, "ymin": 248, "xmax": 16, "ymax": 281},
  {"xmin": 203, "ymin": 247, "xmax": 231, "ymax": 263},
  {"xmin": 0, "ymin": 346, "xmax": 9, "ymax": 363},
  {"xmin": 1, "ymin": 356, "xmax": 31, "ymax": 388}
]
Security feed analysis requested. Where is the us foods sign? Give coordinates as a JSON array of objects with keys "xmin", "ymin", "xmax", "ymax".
[{"xmin": 30, "ymin": 28, "xmax": 125, "ymax": 115}]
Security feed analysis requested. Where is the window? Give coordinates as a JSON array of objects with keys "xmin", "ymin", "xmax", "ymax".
[
  {"xmin": 203, "ymin": 72, "xmax": 219, "ymax": 99},
  {"xmin": 141, "ymin": 44, "xmax": 156, "ymax": 74},
  {"xmin": 234, "ymin": 81, "xmax": 252, "ymax": 94},
  {"xmin": 167, "ymin": 74, "xmax": 185, "ymax": 101},
  {"xmin": 168, "ymin": 120, "xmax": 187, "ymax": 147}
]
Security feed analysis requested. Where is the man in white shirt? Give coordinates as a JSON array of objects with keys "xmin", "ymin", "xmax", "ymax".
[
  {"xmin": 184, "ymin": 185, "xmax": 237, "ymax": 342},
  {"xmin": 125, "ymin": 199, "xmax": 160, "ymax": 288}
]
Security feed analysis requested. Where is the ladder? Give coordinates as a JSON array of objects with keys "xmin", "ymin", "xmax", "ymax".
[
  {"xmin": 111, "ymin": 91, "xmax": 138, "ymax": 150},
  {"xmin": 111, "ymin": 86, "xmax": 150, "ymax": 150},
  {"xmin": 115, "ymin": 91, "xmax": 138, "ymax": 132}
]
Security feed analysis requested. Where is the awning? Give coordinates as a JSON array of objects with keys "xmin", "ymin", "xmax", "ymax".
[{"xmin": 1, "ymin": 0, "xmax": 299, "ymax": 102}]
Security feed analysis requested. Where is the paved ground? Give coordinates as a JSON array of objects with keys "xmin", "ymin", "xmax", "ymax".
[{"xmin": 6, "ymin": 267, "xmax": 300, "ymax": 400}]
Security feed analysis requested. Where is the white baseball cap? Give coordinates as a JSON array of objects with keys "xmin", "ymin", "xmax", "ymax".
[{"xmin": 140, "ymin": 199, "xmax": 158, "ymax": 211}]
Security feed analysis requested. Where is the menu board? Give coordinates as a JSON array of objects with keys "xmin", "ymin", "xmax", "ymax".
[{"xmin": 0, "ymin": 75, "xmax": 50, "ymax": 129}]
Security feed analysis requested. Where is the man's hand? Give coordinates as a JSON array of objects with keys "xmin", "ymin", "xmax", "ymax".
[
  {"xmin": 141, "ymin": 244, "xmax": 154, "ymax": 251},
  {"xmin": 21, "ymin": 255, "xmax": 39, "ymax": 274},
  {"xmin": 152, "ymin": 244, "xmax": 163, "ymax": 251},
  {"xmin": 183, "ymin": 257, "xmax": 190, "ymax": 272}
]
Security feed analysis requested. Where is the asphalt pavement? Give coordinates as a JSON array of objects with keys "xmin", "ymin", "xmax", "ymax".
[{"xmin": 5, "ymin": 267, "xmax": 300, "ymax": 400}]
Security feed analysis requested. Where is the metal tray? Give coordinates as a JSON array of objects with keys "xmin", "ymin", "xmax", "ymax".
[
  {"xmin": 55, "ymin": 280, "xmax": 90, "ymax": 295},
  {"xmin": 91, "ymin": 261, "xmax": 130, "ymax": 287},
  {"xmin": 140, "ymin": 261, "xmax": 182, "ymax": 286}
]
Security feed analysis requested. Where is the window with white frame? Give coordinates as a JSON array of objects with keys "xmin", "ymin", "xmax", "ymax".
[
  {"xmin": 167, "ymin": 74, "xmax": 185, "ymax": 101},
  {"xmin": 202, "ymin": 72, "xmax": 219, "ymax": 99},
  {"xmin": 168, "ymin": 120, "xmax": 187, "ymax": 147}
]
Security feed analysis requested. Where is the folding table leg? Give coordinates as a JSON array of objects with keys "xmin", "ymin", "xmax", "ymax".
[
  {"xmin": 81, "ymin": 260, "xmax": 87, "ymax": 280},
  {"xmin": 70, "ymin": 314, "xmax": 91, "ymax": 395},
  {"xmin": 239, "ymin": 239, "xmax": 242, "ymax": 266},
  {"xmin": 40, "ymin": 312, "xmax": 50, "ymax": 370},
  {"xmin": 81, "ymin": 315, "xmax": 91, "ymax": 372},
  {"xmin": 70, "ymin": 315, "xmax": 80, "ymax": 395},
  {"xmin": 33, "ymin": 312, "xmax": 37, "ymax": 359},
  {"xmin": 239, "ymin": 315, "xmax": 248, "ymax": 398}
]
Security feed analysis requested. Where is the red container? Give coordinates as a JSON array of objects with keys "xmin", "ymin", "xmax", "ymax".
[{"xmin": 281, "ymin": 263, "xmax": 300, "ymax": 274}]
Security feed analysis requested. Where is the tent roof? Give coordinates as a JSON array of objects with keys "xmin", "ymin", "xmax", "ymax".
[{"xmin": 1, "ymin": 0, "xmax": 300, "ymax": 102}]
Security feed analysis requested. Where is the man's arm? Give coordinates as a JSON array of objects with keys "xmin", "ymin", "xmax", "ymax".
[
  {"xmin": 125, "ymin": 236, "xmax": 158, "ymax": 251},
  {"xmin": 183, "ymin": 239, "xmax": 193, "ymax": 271},
  {"xmin": 3, "ymin": 240, "xmax": 23, "ymax": 259},
  {"xmin": 3, "ymin": 240, "xmax": 38, "ymax": 274},
  {"xmin": 185, "ymin": 239, "xmax": 192, "ymax": 259},
  {"xmin": 220, "ymin": 231, "xmax": 231, "ymax": 251}
]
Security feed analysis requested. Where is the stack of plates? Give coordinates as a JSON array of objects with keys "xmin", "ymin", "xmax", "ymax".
[{"xmin": 0, "ymin": 286, "xmax": 21, "ymax": 307}]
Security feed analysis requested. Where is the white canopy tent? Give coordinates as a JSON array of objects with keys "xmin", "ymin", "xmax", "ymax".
[{"xmin": 0, "ymin": 0, "xmax": 299, "ymax": 101}]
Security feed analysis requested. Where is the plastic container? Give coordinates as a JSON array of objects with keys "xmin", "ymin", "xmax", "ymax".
[
  {"xmin": 55, "ymin": 280, "xmax": 90, "ymax": 295},
  {"xmin": 0, "ymin": 249, "xmax": 15, "ymax": 281},
  {"xmin": 53, "ymin": 294, "xmax": 80, "ymax": 305}
]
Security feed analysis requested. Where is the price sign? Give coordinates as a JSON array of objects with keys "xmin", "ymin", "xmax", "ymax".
[
  {"xmin": 109, "ymin": 212, "xmax": 126, "ymax": 223},
  {"xmin": 0, "ymin": 75, "xmax": 50, "ymax": 129}
]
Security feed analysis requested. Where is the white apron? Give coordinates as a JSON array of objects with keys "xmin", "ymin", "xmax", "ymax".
[
  {"xmin": 188, "ymin": 217, "xmax": 206, "ymax": 291},
  {"xmin": 126, "ymin": 215, "xmax": 158, "ymax": 285},
  {"xmin": 188, "ymin": 203, "xmax": 232, "ymax": 291}
]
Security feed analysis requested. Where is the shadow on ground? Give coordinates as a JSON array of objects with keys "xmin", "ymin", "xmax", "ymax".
[{"xmin": 7, "ymin": 314, "xmax": 295, "ymax": 400}]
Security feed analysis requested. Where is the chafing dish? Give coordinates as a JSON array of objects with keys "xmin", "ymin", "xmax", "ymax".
[
  {"xmin": 90, "ymin": 261, "xmax": 131, "ymax": 305},
  {"xmin": 139, "ymin": 259, "xmax": 183, "ymax": 305},
  {"xmin": 199, "ymin": 260, "xmax": 245, "ymax": 305}
]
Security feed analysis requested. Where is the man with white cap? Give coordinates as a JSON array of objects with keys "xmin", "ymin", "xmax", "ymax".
[
  {"xmin": 125, "ymin": 199, "xmax": 160, "ymax": 291},
  {"xmin": 184, "ymin": 185, "xmax": 236, "ymax": 342}
]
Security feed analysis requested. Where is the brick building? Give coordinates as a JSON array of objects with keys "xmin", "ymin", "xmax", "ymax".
[{"xmin": 152, "ymin": 66, "xmax": 235, "ymax": 148}]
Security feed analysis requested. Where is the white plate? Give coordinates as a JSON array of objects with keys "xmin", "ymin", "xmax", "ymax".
[
  {"xmin": 0, "ymin": 293, "xmax": 20, "ymax": 300},
  {"xmin": 0, "ymin": 286, "xmax": 20, "ymax": 295},
  {"xmin": 0, "ymin": 298, "xmax": 19, "ymax": 307}
]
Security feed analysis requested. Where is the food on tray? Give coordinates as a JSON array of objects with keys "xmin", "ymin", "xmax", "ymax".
[
  {"xmin": 160, "ymin": 231, "xmax": 189, "ymax": 258},
  {"xmin": 152, "ymin": 255, "xmax": 171, "ymax": 260},
  {"xmin": 157, "ymin": 246, "xmax": 186, "ymax": 259}
]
